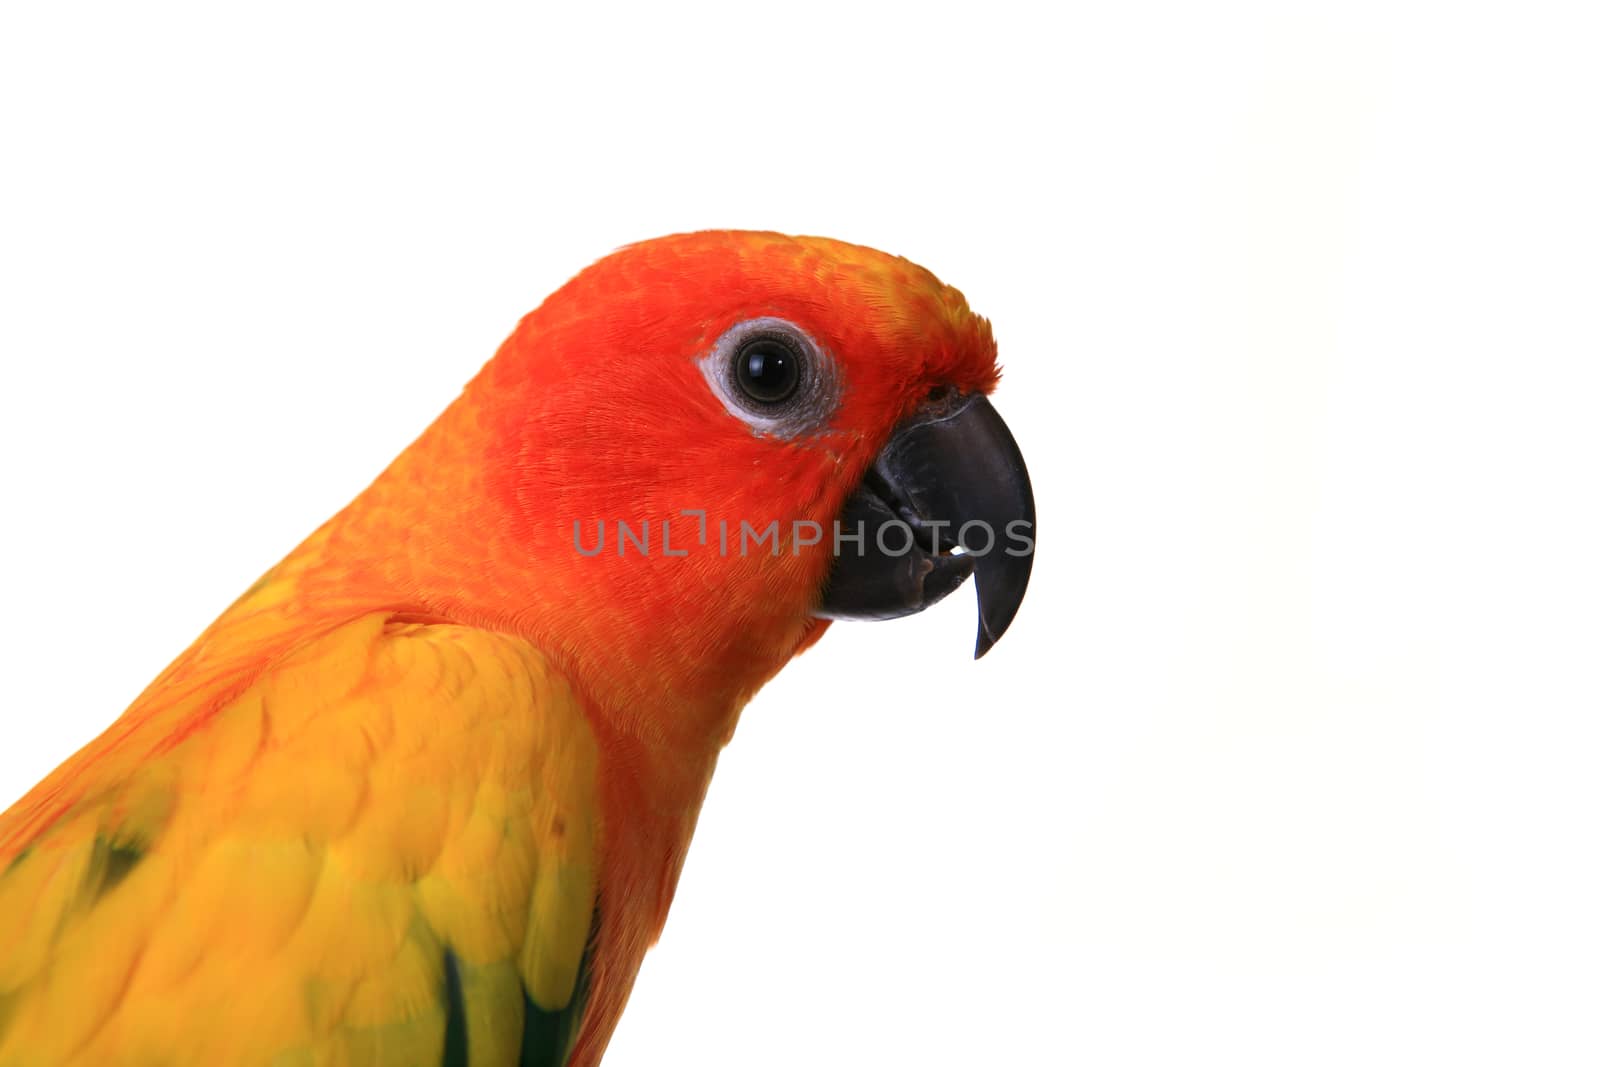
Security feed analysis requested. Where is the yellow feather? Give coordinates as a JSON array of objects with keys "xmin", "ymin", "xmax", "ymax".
[{"xmin": 0, "ymin": 612, "xmax": 600, "ymax": 1067}]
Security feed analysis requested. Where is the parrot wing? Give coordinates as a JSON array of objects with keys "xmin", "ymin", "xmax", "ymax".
[{"xmin": 0, "ymin": 611, "xmax": 601, "ymax": 1067}]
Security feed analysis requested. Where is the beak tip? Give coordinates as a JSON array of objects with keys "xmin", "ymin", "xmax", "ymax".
[{"xmin": 972, "ymin": 606, "xmax": 1013, "ymax": 660}]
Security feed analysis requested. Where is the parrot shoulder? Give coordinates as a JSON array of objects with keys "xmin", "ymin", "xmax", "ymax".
[{"xmin": 0, "ymin": 610, "xmax": 601, "ymax": 1067}]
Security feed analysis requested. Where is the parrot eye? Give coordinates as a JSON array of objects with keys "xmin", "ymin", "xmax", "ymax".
[
  {"xmin": 699, "ymin": 317, "xmax": 839, "ymax": 438},
  {"xmin": 734, "ymin": 337, "xmax": 801, "ymax": 404}
]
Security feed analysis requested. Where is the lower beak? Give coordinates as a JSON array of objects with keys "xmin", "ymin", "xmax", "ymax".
[{"xmin": 816, "ymin": 392, "xmax": 1036, "ymax": 657}]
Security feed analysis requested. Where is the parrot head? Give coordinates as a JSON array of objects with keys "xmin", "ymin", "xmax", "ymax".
[{"xmin": 334, "ymin": 231, "xmax": 1033, "ymax": 735}]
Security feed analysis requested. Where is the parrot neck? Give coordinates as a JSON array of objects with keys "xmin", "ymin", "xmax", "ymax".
[
  {"xmin": 267, "ymin": 392, "xmax": 825, "ymax": 764},
  {"xmin": 227, "ymin": 402, "xmax": 830, "ymax": 978}
]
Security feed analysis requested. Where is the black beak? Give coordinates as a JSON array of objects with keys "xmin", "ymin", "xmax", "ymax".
[{"xmin": 816, "ymin": 392, "xmax": 1036, "ymax": 657}]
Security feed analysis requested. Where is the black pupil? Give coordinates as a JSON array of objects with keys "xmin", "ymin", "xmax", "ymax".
[{"xmin": 736, "ymin": 339, "xmax": 800, "ymax": 404}]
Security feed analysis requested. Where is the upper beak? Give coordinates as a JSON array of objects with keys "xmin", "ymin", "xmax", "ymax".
[{"xmin": 816, "ymin": 392, "xmax": 1036, "ymax": 657}]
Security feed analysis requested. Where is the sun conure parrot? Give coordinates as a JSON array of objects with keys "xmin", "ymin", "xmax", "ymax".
[{"xmin": 0, "ymin": 231, "xmax": 1035, "ymax": 1067}]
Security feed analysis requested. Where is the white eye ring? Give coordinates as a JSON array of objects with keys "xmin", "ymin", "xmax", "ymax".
[{"xmin": 697, "ymin": 317, "xmax": 841, "ymax": 438}]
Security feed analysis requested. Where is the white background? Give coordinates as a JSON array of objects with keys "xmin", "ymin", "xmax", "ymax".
[{"xmin": 2, "ymin": 3, "xmax": 1597, "ymax": 1064}]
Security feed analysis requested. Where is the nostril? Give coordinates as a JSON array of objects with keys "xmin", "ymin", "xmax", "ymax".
[{"xmin": 917, "ymin": 385, "xmax": 970, "ymax": 422}]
